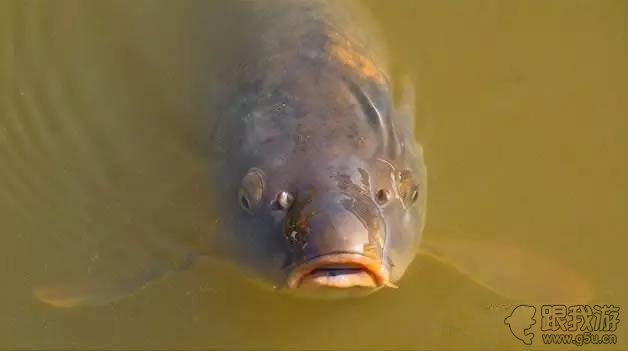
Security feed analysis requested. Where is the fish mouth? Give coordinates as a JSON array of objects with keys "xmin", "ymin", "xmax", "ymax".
[{"xmin": 287, "ymin": 253, "xmax": 391, "ymax": 290}]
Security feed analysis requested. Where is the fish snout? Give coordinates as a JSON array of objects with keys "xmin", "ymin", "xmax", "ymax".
[{"xmin": 284, "ymin": 192, "xmax": 392, "ymax": 293}]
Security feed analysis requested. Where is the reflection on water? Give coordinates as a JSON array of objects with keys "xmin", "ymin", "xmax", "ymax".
[{"xmin": 1, "ymin": 0, "xmax": 626, "ymax": 348}]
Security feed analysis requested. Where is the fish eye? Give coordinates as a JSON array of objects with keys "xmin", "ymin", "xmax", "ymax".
[
  {"xmin": 398, "ymin": 169, "xmax": 420, "ymax": 208},
  {"xmin": 238, "ymin": 168, "xmax": 264, "ymax": 214},
  {"xmin": 240, "ymin": 195, "xmax": 251, "ymax": 211},
  {"xmin": 274, "ymin": 191, "xmax": 295, "ymax": 210},
  {"xmin": 375, "ymin": 188, "xmax": 390, "ymax": 206}
]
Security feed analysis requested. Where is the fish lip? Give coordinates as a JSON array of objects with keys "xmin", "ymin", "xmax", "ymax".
[{"xmin": 286, "ymin": 253, "xmax": 390, "ymax": 289}]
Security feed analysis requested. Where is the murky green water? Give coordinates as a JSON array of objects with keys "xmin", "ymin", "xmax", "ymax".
[{"xmin": 1, "ymin": 1, "xmax": 626, "ymax": 349}]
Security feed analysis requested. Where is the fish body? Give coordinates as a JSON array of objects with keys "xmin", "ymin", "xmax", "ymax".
[{"xmin": 206, "ymin": 1, "xmax": 426, "ymax": 297}]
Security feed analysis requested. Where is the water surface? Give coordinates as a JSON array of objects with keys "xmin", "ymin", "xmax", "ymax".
[{"xmin": 1, "ymin": 0, "xmax": 626, "ymax": 349}]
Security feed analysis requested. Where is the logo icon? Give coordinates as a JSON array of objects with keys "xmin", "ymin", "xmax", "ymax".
[{"xmin": 504, "ymin": 305, "xmax": 537, "ymax": 345}]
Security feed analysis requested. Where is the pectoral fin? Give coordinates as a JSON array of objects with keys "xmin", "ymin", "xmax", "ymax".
[
  {"xmin": 419, "ymin": 237, "xmax": 593, "ymax": 305},
  {"xmin": 34, "ymin": 252, "xmax": 209, "ymax": 308}
]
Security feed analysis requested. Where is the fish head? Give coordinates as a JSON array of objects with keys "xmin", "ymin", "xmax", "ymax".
[
  {"xmin": 218, "ymin": 137, "xmax": 425, "ymax": 298},
  {"xmin": 210, "ymin": 50, "xmax": 425, "ymax": 297}
]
